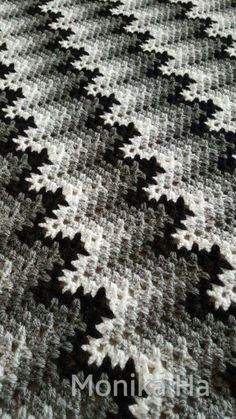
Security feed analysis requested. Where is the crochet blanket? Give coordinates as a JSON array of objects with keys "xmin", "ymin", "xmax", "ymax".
[{"xmin": 0, "ymin": 0, "xmax": 235, "ymax": 418}]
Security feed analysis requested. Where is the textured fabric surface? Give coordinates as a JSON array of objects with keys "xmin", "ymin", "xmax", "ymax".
[{"xmin": 0, "ymin": 0, "xmax": 236, "ymax": 418}]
